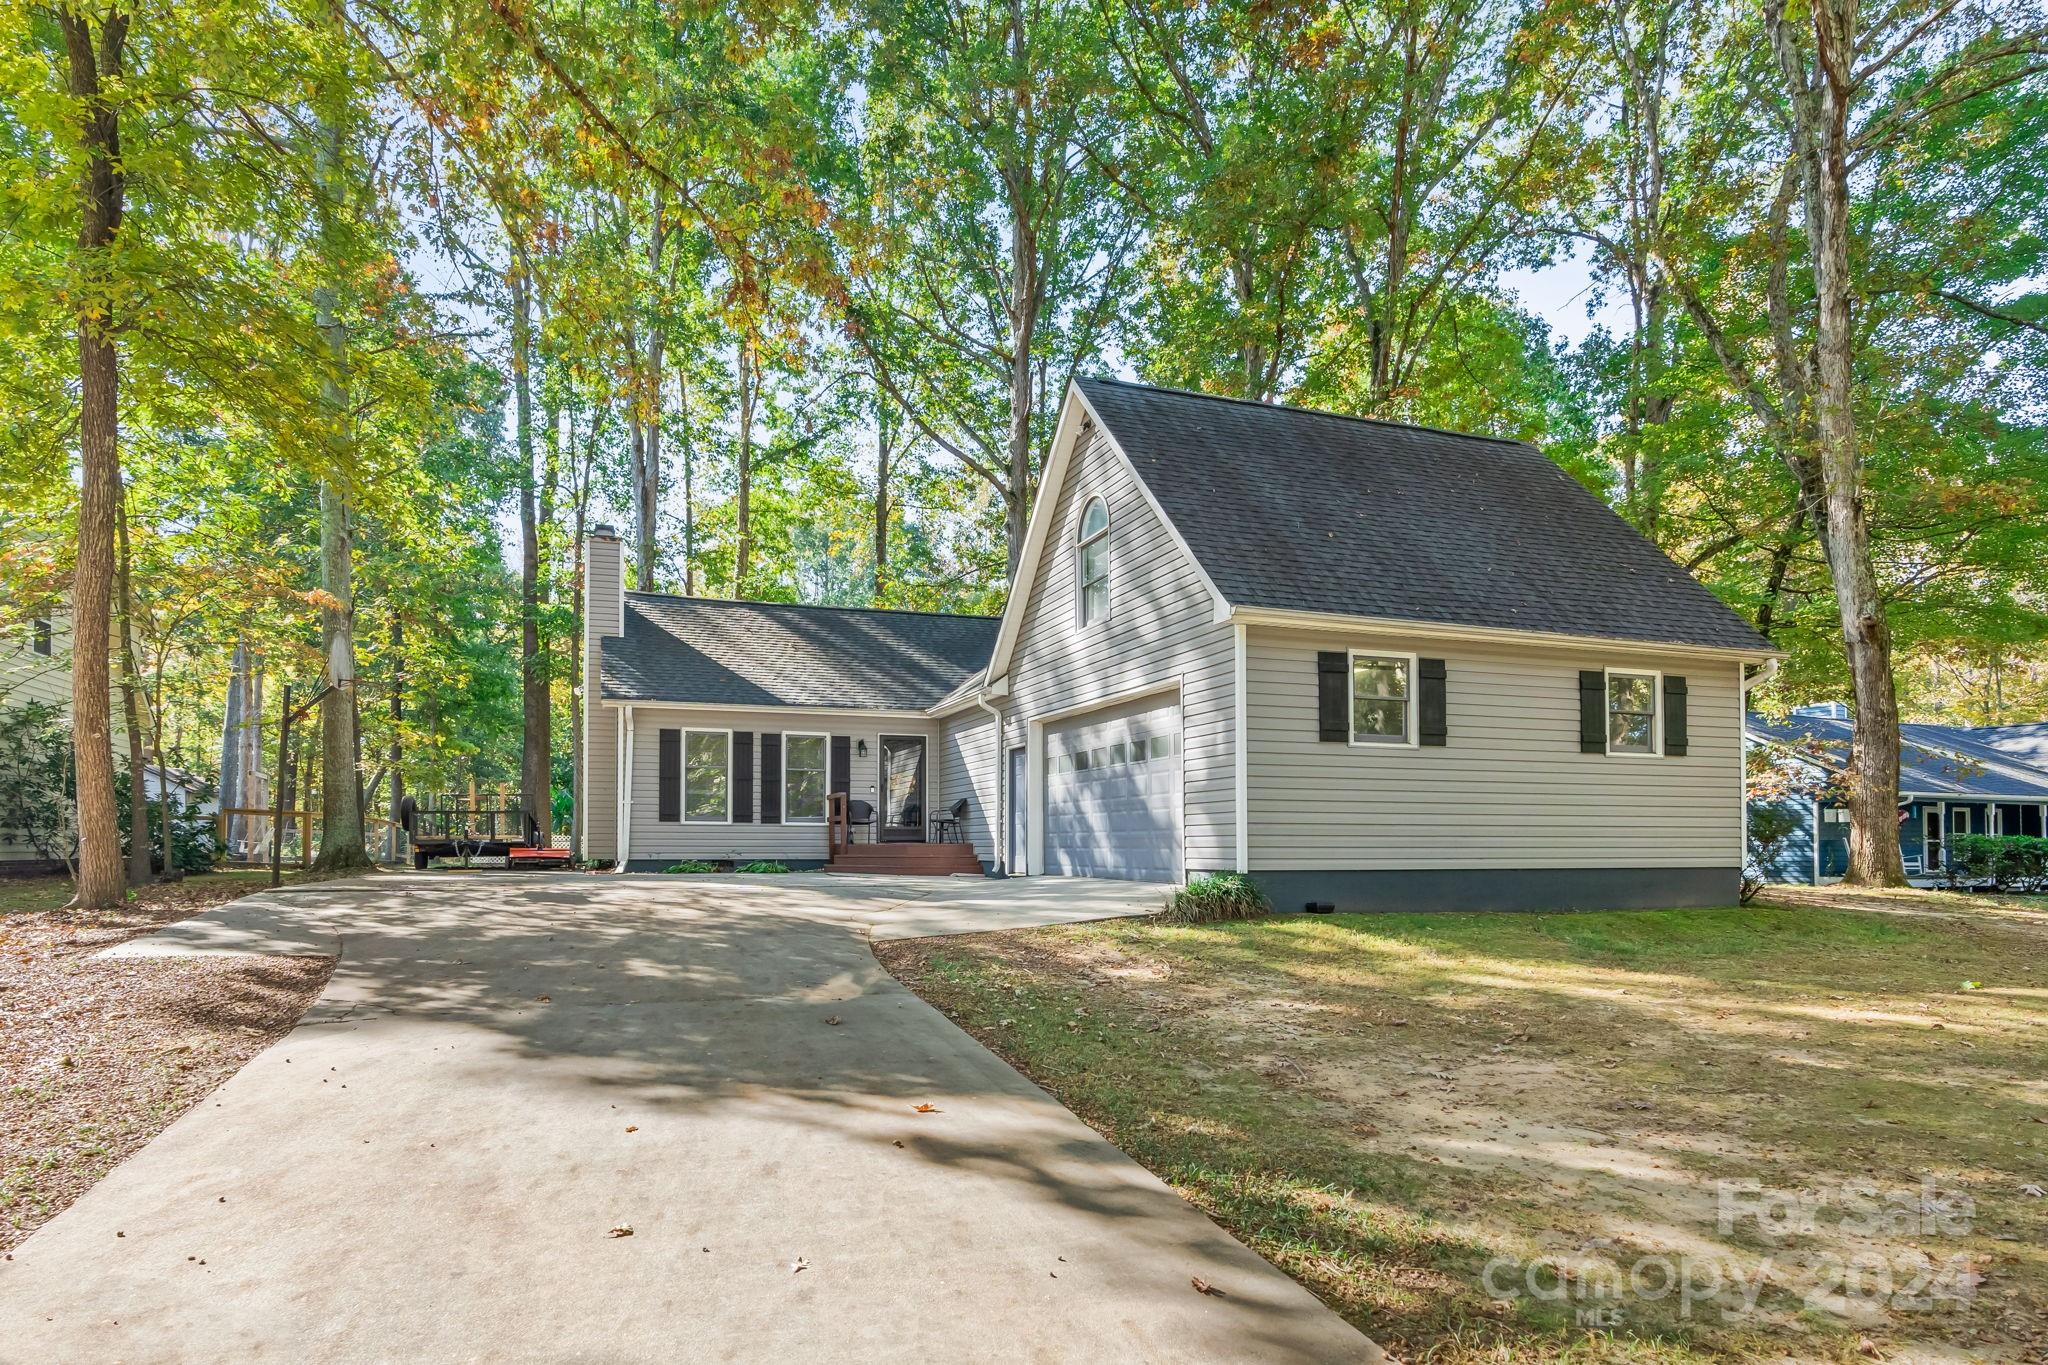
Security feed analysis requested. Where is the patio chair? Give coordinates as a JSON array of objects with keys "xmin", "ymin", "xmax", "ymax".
[
  {"xmin": 845, "ymin": 798, "xmax": 877, "ymax": 844},
  {"xmin": 931, "ymin": 798, "xmax": 969, "ymax": 844}
]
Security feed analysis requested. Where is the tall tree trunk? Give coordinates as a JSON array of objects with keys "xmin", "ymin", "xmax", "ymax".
[
  {"xmin": 1003, "ymin": 192, "xmax": 1037, "ymax": 578},
  {"xmin": 512, "ymin": 258, "xmax": 549, "ymax": 844},
  {"xmin": 311, "ymin": 107, "xmax": 368, "ymax": 872},
  {"xmin": 641, "ymin": 192, "xmax": 665, "ymax": 594},
  {"xmin": 60, "ymin": 4, "xmax": 128, "ymax": 909},
  {"xmin": 569, "ymin": 486, "xmax": 588, "ymax": 860},
  {"xmin": 873, "ymin": 390, "xmax": 892, "ymax": 597},
  {"xmin": 150, "ymin": 656, "xmax": 176, "ymax": 881},
  {"xmin": 734, "ymin": 338, "xmax": 757, "ymax": 597},
  {"xmin": 1809, "ymin": 0, "xmax": 1904, "ymax": 887},
  {"xmin": 386, "ymin": 615, "xmax": 404, "ymax": 864},
  {"xmin": 678, "ymin": 368, "xmax": 696, "ymax": 595},
  {"xmin": 116, "ymin": 495, "xmax": 151, "ymax": 885}
]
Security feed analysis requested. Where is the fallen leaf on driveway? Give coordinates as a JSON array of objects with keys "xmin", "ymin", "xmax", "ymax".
[
  {"xmin": 791, "ymin": 1256, "xmax": 808, "ymax": 1273},
  {"xmin": 913, "ymin": 1103, "xmax": 940, "ymax": 1113},
  {"xmin": 536, "ymin": 995, "xmax": 551, "ymax": 1004},
  {"xmin": 625, "ymin": 1125, "xmax": 638, "ymax": 1133},
  {"xmin": 1191, "ymin": 1276, "xmax": 1224, "ymax": 1297},
  {"xmin": 607, "ymin": 1225, "xmax": 634, "ymax": 1238},
  {"xmin": 824, "ymin": 1016, "xmax": 842, "ymax": 1026}
]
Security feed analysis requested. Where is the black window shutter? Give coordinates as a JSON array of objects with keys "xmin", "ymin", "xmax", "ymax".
[
  {"xmin": 829, "ymin": 735, "xmax": 851, "ymax": 798},
  {"xmin": 760, "ymin": 733, "xmax": 783, "ymax": 823},
  {"xmin": 1418, "ymin": 658, "xmax": 1447, "ymax": 746},
  {"xmin": 1578, "ymin": 671, "xmax": 1606, "ymax": 753},
  {"xmin": 733, "ymin": 731, "xmax": 755, "ymax": 822},
  {"xmin": 658, "ymin": 729, "xmax": 681, "ymax": 822},
  {"xmin": 1664, "ymin": 676, "xmax": 1689, "ymax": 756},
  {"xmin": 1317, "ymin": 652, "xmax": 1348, "ymax": 741}
]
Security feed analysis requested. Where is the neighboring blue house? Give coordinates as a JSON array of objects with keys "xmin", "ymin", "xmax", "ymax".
[{"xmin": 1747, "ymin": 703, "xmax": 2048, "ymax": 884}]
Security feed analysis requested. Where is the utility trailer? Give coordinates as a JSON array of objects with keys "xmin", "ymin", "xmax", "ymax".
[{"xmin": 397, "ymin": 795, "xmax": 573, "ymax": 870}]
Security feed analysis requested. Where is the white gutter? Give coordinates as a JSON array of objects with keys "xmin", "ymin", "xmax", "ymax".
[{"xmin": 975, "ymin": 693, "xmax": 1006, "ymax": 873}]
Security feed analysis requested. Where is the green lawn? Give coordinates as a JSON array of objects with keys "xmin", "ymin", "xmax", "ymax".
[{"xmin": 880, "ymin": 902, "xmax": 2048, "ymax": 1363}]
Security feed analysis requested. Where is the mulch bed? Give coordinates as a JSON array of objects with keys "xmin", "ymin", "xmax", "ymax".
[{"xmin": 0, "ymin": 877, "xmax": 334, "ymax": 1251}]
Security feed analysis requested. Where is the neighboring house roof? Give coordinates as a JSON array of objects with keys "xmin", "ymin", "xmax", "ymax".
[
  {"xmin": 1926, "ymin": 721, "xmax": 2048, "ymax": 770},
  {"xmin": 600, "ymin": 594, "xmax": 1000, "ymax": 711},
  {"xmin": 1070, "ymin": 377, "xmax": 1774, "ymax": 654},
  {"xmin": 1746, "ymin": 713, "xmax": 2048, "ymax": 800}
]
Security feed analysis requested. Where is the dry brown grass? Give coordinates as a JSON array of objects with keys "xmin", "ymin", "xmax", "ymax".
[{"xmin": 880, "ymin": 899, "xmax": 2048, "ymax": 1363}]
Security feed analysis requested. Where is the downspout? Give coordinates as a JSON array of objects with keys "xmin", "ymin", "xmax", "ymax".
[
  {"xmin": 1741, "ymin": 659, "xmax": 1781, "ymax": 885},
  {"xmin": 976, "ymin": 692, "xmax": 1006, "ymax": 875}
]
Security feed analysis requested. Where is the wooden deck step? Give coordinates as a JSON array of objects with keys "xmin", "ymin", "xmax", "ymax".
[{"xmin": 826, "ymin": 842, "xmax": 983, "ymax": 876}]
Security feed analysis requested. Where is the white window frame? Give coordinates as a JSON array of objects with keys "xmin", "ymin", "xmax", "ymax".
[
  {"xmin": 1347, "ymin": 649, "xmax": 1419, "ymax": 748},
  {"xmin": 681, "ymin": 727, "xmax": 733, "ymax": 824},
  {"xmin": 1075, "ymin": 495, "xmax": 1110, "ymax": 630},
  {"xmin": 1603, "ymin": 667, "xmax": 1662, "ymax": 758},
  {"xmin": 781, "ymin": 730, "xmax": 830, "ymax": 824}
]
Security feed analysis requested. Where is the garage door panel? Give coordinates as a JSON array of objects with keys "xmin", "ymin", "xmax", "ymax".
[{"xmin": 1045, "ymin": 696, "xmax": 1181, "ymax": 883}]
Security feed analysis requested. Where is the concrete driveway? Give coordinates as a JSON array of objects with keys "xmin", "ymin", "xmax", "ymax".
[{"xmin": 0, "ymin": 873, "xmax": 1379, "ymax": 1363}]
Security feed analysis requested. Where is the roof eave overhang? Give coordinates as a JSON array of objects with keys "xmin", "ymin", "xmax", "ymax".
[{"xmin": 1230, "ymin": 605, "xmax": 1785, "ymax": 664}]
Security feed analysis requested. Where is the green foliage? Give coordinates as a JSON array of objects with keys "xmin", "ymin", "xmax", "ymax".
[
  {"xmin": 734, "ymin": 860, "xmax": 792, "ymax": 874},
  {"xmin": 1944, "ymin": 834, "xmax": 2048, "ymax": 892},
  {"xmin": 1159, "ymin": 873, "xmax": 1271, "ymax": 924},
  {"xmin": 1742, "ymin": 804, "xmax": 1807, "ymax": 904},
  {"xmin": 664, "ymin": 860, "xmax": 719, "ymax": 874},
  {"xmin": 113, "ymin": 770, "xmax": 217, "ymax": 877},
  {"xmin": 0, "ymin": 701, "xmax": 74, "ymax": 869}
]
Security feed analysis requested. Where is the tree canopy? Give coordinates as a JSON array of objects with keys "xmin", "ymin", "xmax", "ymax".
[{"xmin": 3, "ymin": 0, "xmax": 2044, "ymax": 898}]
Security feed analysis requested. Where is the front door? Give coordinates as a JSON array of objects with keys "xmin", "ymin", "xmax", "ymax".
[
  {"xmin": 880, "ymin": 735, "xmax": 927, "ymax": 842},
  {"xmin": 1924, "ymin": 808, "xmax": 1943, "ymax": 869}
]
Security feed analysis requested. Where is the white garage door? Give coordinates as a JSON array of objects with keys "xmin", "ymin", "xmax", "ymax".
[{"xmin": 1044, "ymin": 695, "xmax": 1181, "ymax": 882}]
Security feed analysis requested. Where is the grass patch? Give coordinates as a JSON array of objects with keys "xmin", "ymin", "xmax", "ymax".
[
  {"xmin": 1158, "ymin": 871, "xmax": 1270, "ymax": 923},
  {"xmin": 734, "ymin": 860, "xmax": 793, "ymax": 875},
  {"xmin": 879, "ymin": 900, "xmax": 2048, "ymax": 1362}
]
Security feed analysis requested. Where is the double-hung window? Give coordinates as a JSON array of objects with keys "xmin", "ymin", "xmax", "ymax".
[
  {"xmin": 31, "ymin": 617, "xmax": 52, "ymax": 657},
  {"xmin": 1606, "ymin": 670, "xmax": 1658, "ymax": 755},
  {"xmin": 1076, "ymin": 497, "xmax": 1109, "ymax": 627},
  {"xmin": 783, "ymin": 732, "xmax": 829, "ymax": 822},
  {"xmin": 1349, "ymin": 653, "xmax": 1415, "ymax": 745},
  {"xmin": 683, "ymin": 730, "xmax": 731, "ymax": 822}
]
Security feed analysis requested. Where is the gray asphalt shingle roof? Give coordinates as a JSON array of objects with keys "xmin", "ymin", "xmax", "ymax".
[
  {"xmin": 1076, "ymin": 377, "xmax": 1772, "ymax": 653},
  {"xmin": 601, "ymin": 594, "xmax": 998, "ymax": 710},
  {"xmin": 1747, "ymin": 714, "xmax": 2048, "ymax": 800}
]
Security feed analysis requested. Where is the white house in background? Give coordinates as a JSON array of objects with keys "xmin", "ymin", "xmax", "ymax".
[
  {"xmin": 0, "ymin": 605, "xmax": 72, "ymax": 868},
  {"xmin": 579, "ymin": 377, "xmax": 1782, "ymax": 911}
]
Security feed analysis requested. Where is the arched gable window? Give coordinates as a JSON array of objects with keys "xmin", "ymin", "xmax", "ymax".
[{"xmin": 1076, "ymin": 496, "xmax": 1109, "ymax": 627}]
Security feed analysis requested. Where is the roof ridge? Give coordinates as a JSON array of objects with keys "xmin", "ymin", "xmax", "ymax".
[
  {"xmin": 1080, "ymin": 374, "xmax": 1536, "ymax": 450},
  {"xmin": 625, "ymin": 591, "xmax": 1000, "ymax": 623}
]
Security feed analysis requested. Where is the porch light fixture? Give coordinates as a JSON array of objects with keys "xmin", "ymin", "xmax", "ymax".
[{"xmin": 856, "ymin": 739, "xmax": 868, "ymax": 757}]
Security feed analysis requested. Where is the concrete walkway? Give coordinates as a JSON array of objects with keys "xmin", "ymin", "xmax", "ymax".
[{"xmin": 0, "ymin": 874, "xmax": 1379, "ymax": 1363}]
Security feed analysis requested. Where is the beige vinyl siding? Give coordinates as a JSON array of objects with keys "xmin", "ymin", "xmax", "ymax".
[
  {"xmin": 1000, "ymin": 426, "xmax": 1235, "ymax": 873},
  {"xmin": 1246, "ymin": 627, "xmax": 1743, "ymax": 870},
  {"xmin": 0, "ymin": 610, "xmax": 72, "ymax": 711},
  {"xmin": 937, "ymin": 707, "xmax": 997, "ymax": 863},
  {"xmin": 626, "ymin": 708, "xmax": 937, "ymax": 863},
  {"xmin": 581, "ymin": 543, "xmax": 624, "ymax": 860}
]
